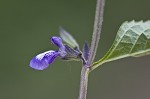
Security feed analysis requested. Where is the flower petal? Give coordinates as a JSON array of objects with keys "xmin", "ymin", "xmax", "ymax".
[
  {"xmin": 29, "ymin": 50, "xmax": 59, "ymax": 70},
  {"xmin": 51, "ymin": 36, "xmax": 65, "ymax": 50},
  {"xmin": 51, "ymin": 36, "xmax": 67, "ymax": 57}
]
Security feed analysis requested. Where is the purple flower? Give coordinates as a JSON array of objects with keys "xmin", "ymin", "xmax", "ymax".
[
  {"xmin": 29, "ymin": 28, "xmax": 90, "ymax": 70},
  {"xmin": 29, "ymin": 36, "xmax": 80, "ymax": 70},
  {"xmin": 29, "ymin": 36, "xmax": 66, "ymax": 70}
]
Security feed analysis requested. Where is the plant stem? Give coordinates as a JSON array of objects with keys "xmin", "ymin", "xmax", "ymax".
[
  {"xmin": 78, "ymin": 66, "xmax": 90, "ymax": 99},
  {"xmin": 87, "ymin": 0, "xmax": 105, "ymax": 66},
  {"xmin": 78, "ymin": 0, "xmax": 105, "ymax": 99}
]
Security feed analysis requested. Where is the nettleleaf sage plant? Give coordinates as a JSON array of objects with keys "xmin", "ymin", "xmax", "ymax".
[{"xmin": 29, "ymin": 0, "xmax": 150, "ymax": 99}]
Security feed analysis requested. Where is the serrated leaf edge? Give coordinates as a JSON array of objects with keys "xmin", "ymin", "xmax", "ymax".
[{"xmin": 91, "ymin": 20, "xmax": 150, "ymax": 71}]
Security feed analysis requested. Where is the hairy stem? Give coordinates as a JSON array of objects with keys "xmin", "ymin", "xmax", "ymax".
[
  {"xmin": 87, "ymin": 0, "xmax": 105, "ymax": 66},
  {"xmin": 78, "ymin": 0, "xmax": 105, "ymax": 99},
  {"xmin": 78, "ymin": 66, "xmax": 90, "ymax": 99}
]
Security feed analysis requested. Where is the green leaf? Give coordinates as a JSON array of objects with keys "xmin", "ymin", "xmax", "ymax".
[{"xmin": 92, "ymin": 20, "xmax": 150, "ymax": 70}]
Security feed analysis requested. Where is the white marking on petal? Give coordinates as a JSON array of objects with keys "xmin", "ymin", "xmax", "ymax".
[{"xmin": 36, "ymin": 50, "xmax": 55, "ymax": 60}]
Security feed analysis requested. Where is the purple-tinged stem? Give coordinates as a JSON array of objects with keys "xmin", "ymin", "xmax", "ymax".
[
  {"xmin": 78, "ymin": 0, "xmax": 105, "ymax": 99},
  {"xmin": 78, "ymin": 66, "xmax": 89, "ymax": 99},
  {"xmin": 87, "ymin": 0, "xmax": 105, "ymax": 66}
]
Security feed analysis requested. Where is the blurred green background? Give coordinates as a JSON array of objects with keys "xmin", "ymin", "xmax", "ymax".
[{"xmin": 0, "ymin": 0, "xmax": 150, "ymax": 99}]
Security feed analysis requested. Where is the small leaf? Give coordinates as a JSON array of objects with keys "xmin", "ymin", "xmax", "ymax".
[
  {"xmin": 59, "ymin": 27, "xmax": 79, "ymax": 49},
  {"xmin": 92, "ymin": 20, "xmax": 150, "ymax": 70}
]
